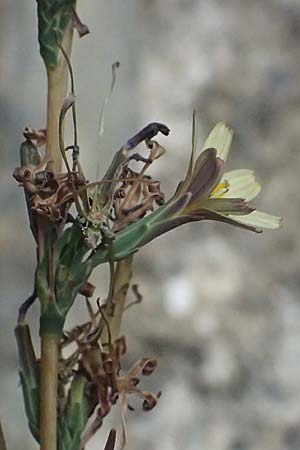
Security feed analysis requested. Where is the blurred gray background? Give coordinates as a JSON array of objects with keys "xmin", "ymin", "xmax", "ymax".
[{"xmin": 1, "ymin": 1, "xmax": 299, "ymax": 449}]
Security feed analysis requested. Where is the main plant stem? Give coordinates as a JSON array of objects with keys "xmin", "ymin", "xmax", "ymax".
[
  {"xmin": 40, "ymin": 16, "xmax": 74, "ymax": 450},
  {"xmin": 40, "ymin": 333, "xmax": 59, "ymax": 450}
]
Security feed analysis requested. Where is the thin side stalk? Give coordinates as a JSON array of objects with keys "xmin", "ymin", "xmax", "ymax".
[
  {"xmin": 46, "ymin": 19, "xmax": 74, "ymax": 172},
  {"xmin": 101, "ymin": 256, "xmax": 134, "ymax": 343}
]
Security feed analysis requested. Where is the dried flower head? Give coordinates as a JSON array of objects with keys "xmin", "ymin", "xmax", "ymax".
[
  {"xmin": 13, "ymin": 144, "xmax": 85, "ymax": 228},
  {"xmin": 111, "ymin": 140, "xmax": 165, "ymax": 232},
  {"xmin": 59, "ymin": 308, "xmax": 160, "ymax": 450}
]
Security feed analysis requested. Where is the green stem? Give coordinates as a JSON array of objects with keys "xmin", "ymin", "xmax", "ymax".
[
  {"xmin": 40, "ymin": 333, "xmax": 59, "ymax": 450},
  {"xmin": 39, "ymin": 13, "xmax": 75, "ymax": 450}
]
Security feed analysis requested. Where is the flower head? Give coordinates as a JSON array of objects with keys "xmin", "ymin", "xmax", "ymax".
[
  {"xmin": 169, "ymin": 119, "xmax": 282, "ymax": 232},
  {"xmin": 134, "ymin": 119, "xmax": 282, "ymax": 247},
  {"xmin": 90, "ymin": 119, "xmax": 282, "ymax": 265}
]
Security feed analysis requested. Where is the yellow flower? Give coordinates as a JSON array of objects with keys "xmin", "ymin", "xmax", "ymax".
[{"xmin": 170, "ymin": 119, "xmax": 282, "ymax": 233}]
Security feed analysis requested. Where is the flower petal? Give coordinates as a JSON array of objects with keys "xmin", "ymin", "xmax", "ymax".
[
  {"xmin": 219, "ymin": 169, "xmax": 261, "ymax": 201},
  {"xmin": 191, "ymin": 209, "xmax": 262, "ymax": 233},
  {"xmin": 228, "ymin": 210, "xmax": 283, "ymax": 230},
  {"xmin": 202, "ymin": 122, "xmax": 233, "ymax": 162}
]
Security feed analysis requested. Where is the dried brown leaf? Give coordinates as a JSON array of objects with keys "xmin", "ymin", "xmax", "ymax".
[
  {"xmin": 23, "ymin": 127, "xmax": 46, "ymax": 147},
  {"xmin": 73, "ymin": 7, "xmax": 90, "ymax": 37}
]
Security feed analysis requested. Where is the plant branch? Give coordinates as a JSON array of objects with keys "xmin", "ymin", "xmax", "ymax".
[{"xmin": 101, "ymin": 255, "xmax": 133, "ymax": 343}]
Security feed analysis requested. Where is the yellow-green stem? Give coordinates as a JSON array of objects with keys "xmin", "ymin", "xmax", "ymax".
[
  {"xmin": 40, "ymin": 16, "xmax": 74, "ymax": 450},
  {"xmin": 101, "ymin": 256, "xmax": 133, "ymax": 343},
  {"xmin": 46, "ymin": 18, "xmax": 74, "ymax": 173},
  {"xmin": 40, "ymin": 333, "xmax": 59, "ymax": 450}
]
